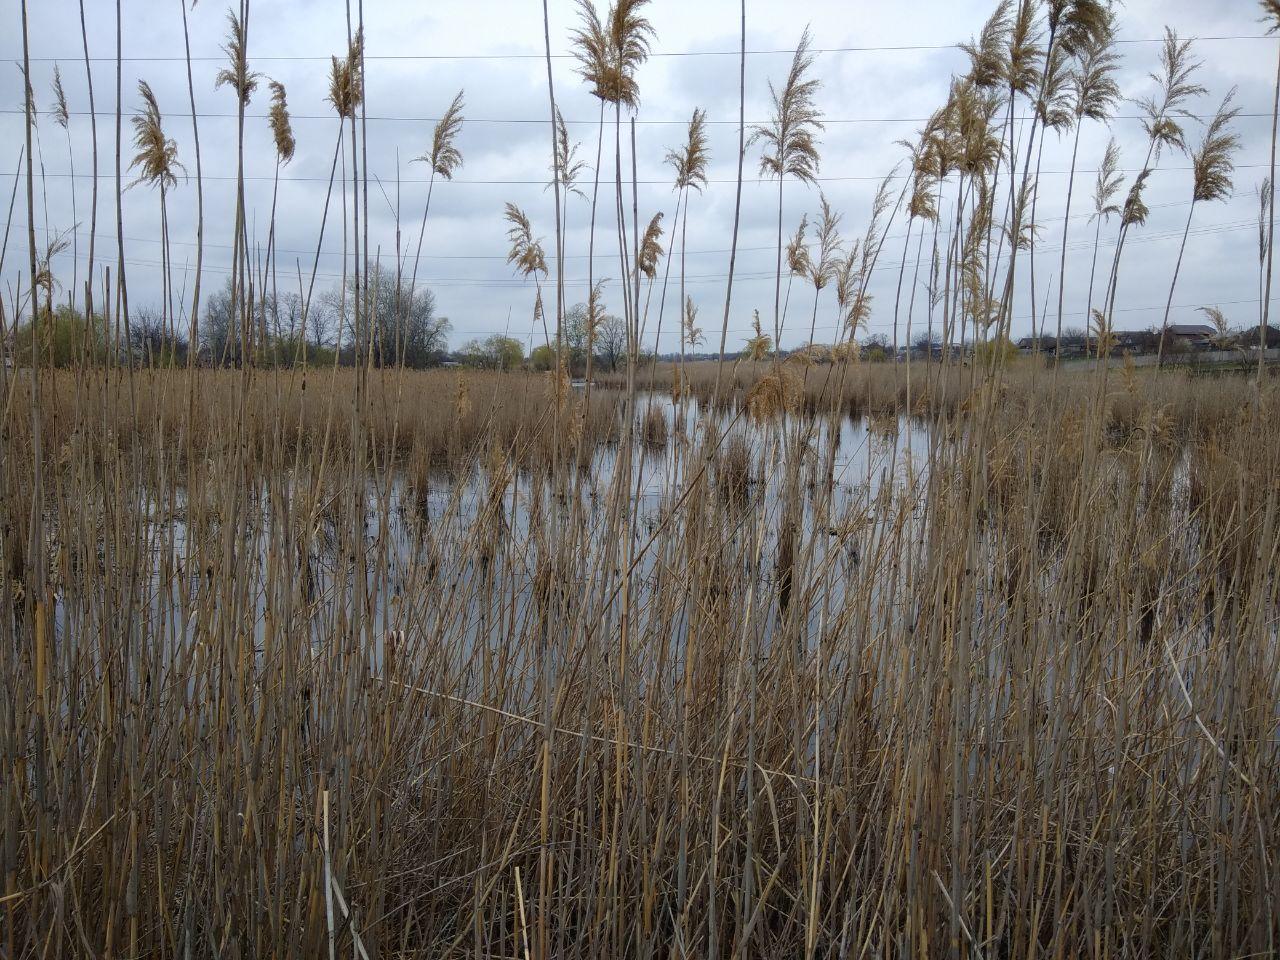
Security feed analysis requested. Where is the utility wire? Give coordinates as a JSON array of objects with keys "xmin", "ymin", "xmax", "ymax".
[
  {"xmin": 45, "ymin": 215, "xmax": 1258, "ymax": 289},
  {"xmin": 12, "ymin": 35, "xmax": 1271, "ymax": 63},
  {"xmin": 21, "ymin": 163, "xmax": 1277, "ymax": 186},
  {"xmin": 26, "ymin": 195, "xmax": 1249, "ymax": 262},
  {"xmin": 2, "ymin": 109, "xmax": 1274, "ymax": 125}
]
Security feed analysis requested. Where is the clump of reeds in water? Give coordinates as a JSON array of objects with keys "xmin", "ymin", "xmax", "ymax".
[
  {"xmin": 641, "ymin": 404, "xmax": 668, "ymax": 449},
  {"xmin": 715, "ymin": 432, "xmax": 754, "ymax": 505}
]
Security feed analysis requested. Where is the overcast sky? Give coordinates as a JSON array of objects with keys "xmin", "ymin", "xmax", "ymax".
[{"xmin": 3, "ymin": 0, "xmax": 1277, "ymax": 353}]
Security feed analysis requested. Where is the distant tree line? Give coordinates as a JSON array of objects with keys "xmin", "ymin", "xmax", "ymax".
[
  {"xmin": 454, "ymin": 301, "xmax": 632, "ymax": 375},
  {"xmin": 6, "ymin": 262, "xmax": 451, "ymax": 369}
]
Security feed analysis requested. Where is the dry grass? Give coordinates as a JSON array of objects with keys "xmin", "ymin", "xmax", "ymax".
[
  {"xmin": 5, "ymin": 367, "xmax": 621, "ymax": 472},
  {"xmin": 2, "ymin": 363, "xmax": 1277, "ymax": 957},
  {"xmin": 5, "ymin": 0, "xmax": 1279, "ymax": 954}
]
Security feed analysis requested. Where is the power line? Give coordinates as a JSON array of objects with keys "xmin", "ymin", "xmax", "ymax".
[
  {"xmin": 19, "ymin": 164, "xmax": 1276, "ymax": 188},
  {"xmin": 40, "ymin": 214, "xmax": 1257, "ymax": 289},
  {"xmin": 26, "ymin": 195, "xmax": 1243, "ymax": 263},
  {"xmin": 3, "ymin": 109, "xmax": 1274, "ymax": 125},
  {"xmin": 12, "ymin": 35, "xmax": 1271, "ymax": 64}
]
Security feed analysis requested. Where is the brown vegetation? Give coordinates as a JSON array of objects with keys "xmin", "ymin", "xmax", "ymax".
[
  {"xmin": 3, "ymin": 363, "xmax": 1278, "ymax": 957},
  {"xmin": 5, "ymin": 0, "xmax": 1280, "ymax": 955}
]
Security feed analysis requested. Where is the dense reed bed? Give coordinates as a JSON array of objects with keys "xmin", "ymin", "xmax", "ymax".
[
  {"xmin": 6, "ymin": 0, "xmax": 1280, "ymax": 955},
  {"xmin": 615, "ymin": 357, "xmax": 1269, "ymax": 434},
  {"xmin": 3, "ymin": 363, "xmax": 1279, "ymax": 958},
  {"xmin": 2, "ymin": 368, "xmax": 622, "ymax": 471}
]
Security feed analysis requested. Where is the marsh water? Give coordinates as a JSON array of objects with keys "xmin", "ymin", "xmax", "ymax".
[{"xmin": 62, "ymin": 395, "xmax": 935, "ymax": 659}]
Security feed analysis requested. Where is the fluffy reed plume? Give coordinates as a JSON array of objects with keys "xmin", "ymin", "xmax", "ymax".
[
  {"xmin": 1121, "ymin": 169, "xmax": 1151, "ymax": 228},
  {"xmin": 962, "ymin": 1, "xmax": 1012, "ymax": 90},
  {"xmin": 549, "ymin": 360, "xmax": 572, "ymax": 409},
  {"xmin": 569, "ymin": 0, "xmax": 613, "ymax": 101},
  {"xmin": 32, "ymin": 232, "xmax": 70, "ymax": 299},
  {"xmin": 586, "ymin": 278, "xmax": 607, "ymax": 342},
  {"xmin": 750, "ymin": 28, "xmax": 823, "ymax": 183},
  {"xmin": 606, "ymin": 0, "xmax": 655, "ymax": 110},
  {"xmin": 906, "ymin": 135, "xmax": 941, "ymax": 222},
  {"xmin": 570, "ymin": 0, "xmax": 654, "ymax": 110},
  {"xmin": 49, "ymin": 62, "xmax": 78, "ymax": 298},
  {"xmin": 637, "ymin": 211, "xmax": 664, "ymax": 279},
  {"xmin": 785, "ymin": 214, "xmax": 810, "ymax": 278},
  {"xmin": 754, "ymin": 28, "xmax": 824, "ymax": 349},
  {"xmin": 1071, "ymin": 27, "xmax": 1121, "ymax": 123},
  {"xmin": 668, "ymin": 105, "xmax": 709, "ymax": 388},
  {"xmin": 1049, "ymin": 0, "xmax": 1111, "ymax": 56},
  {"xmin": 266, "ymin": 80, "xmax": 295, "ymax": 164},
  {"xmin": 1004, "ymin": 0, "xmax": 1043, "ymax": 97},
  {"xmin": 1004, "ymin": 207, "xmax": 1041, "ymax": 252},
  {"xmin": 327, "ymin": 31, "xmax": 364, "ymax": 119},
  {"xmin": 406, "ymin": 88, "xmax": 466, "ymax": 338},
  {"xmin": 17, "ymin": 61, "xmax": 36, "ymax": 117},
  {"xmin": 1076, "ymin": 136, "xmax": 1123, "ymax": 323},
  {"xmin": 1198, "ymin": 305, "xmax": 1233, "ymax": 347},
  {"xmin": 829, "ymin": 337, "xmax": 859, "ymax": 362},
  {"xmin": 50, "ymin": 65, "xmax": 69, "ymax": 129},
  {"xmin": 128, "ymin": 81, "xmax": 183, "ymax": 190},
  {"xmin": 1159, "ymin": 91, "xmax": 1241, "ymax": 362},
  {"xmin": 745, "ymin": 366, "xmax": 798, "ymax": 421},
  {"xmin": 836, "ymin": 177, "xmax": 890, "ymax": 343},
  {"xmin": 809, "ymin": 194, "xmax": 840, "ymax": 290},
  {"xmin": 1088, "ymin": 306, "xmax": 1114, "ymax": 356},
  {"xmin": 214, "ymin": 9, "xmax": 259, "ymax": 104},
  {"xmin": 665, "ymin": 107, "xmax": 709, "ymax": 192},
  {"xmin": 1093, "ymin": 137, "xmax": 1124, "ymax": 219},
  {"xmin": 1036, "ymin": 44, "xmax": 1074, "ymax": 131},
  {"xmin": 949, "ymin": 80, "xmax": 1003, "ymax": 177},
  {"xmin": 833, "ymin": 247, "xmax": 861, "ymax": 333},
  {"xmin": 532, "ymin": 287, "xmax": 546, "ymax": 330},
  {"xmin": 1258, "ymin": 177, "xmax": 1273, "ymax": 274},
  {"xmin": 1191, "ymin": 90, "xmax": 1242, "ymax": 203},
  {"xmin": 743, "ymin": 309, "xmax": 772, "ymax": 360},
  {"xmin": 1138, "ymin": 28, "xmax": 1206, "ymax": 159},
  {"xmin": 550, "ymin": 109, "xmax": 587, "ymax": 197},
  {"xmin": 682, "ymin": 295, "xmax": 702, "ymax": 348},
  {"xmin": 504, "ymin": 202, "xmax": 547, "ymax": 278},
  {"xmin": 420, "ymin": 89, "xmax": 466, "ymax": 179}
]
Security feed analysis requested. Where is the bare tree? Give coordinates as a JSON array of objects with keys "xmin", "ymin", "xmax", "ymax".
[{"xmin": 596, "ymin": 313, "xmax": 627, "ymax": 371}]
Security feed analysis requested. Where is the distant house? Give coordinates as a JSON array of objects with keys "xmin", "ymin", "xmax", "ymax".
[
  {"xmin": 1112, "ymin": 330, "xmax": 1158, "ymax": 354},
  {"xmin": 1053, "ymin": 334, "xmax": 1096, "ymax": 359},
  {"xmin": 1016, "ymin": 336, "xmax": 1052, "ymax": 354},
  {"xmin": 1166, "ymin": 323, "xmax": 1215, "ymax": 350},
  {"xmin": 1236, "ymin": 324, "xmax": 1280, "ymax": 350},
  {"xmin": 907, "ymin": 342, "xmax": 945, "ymax": 361}
]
